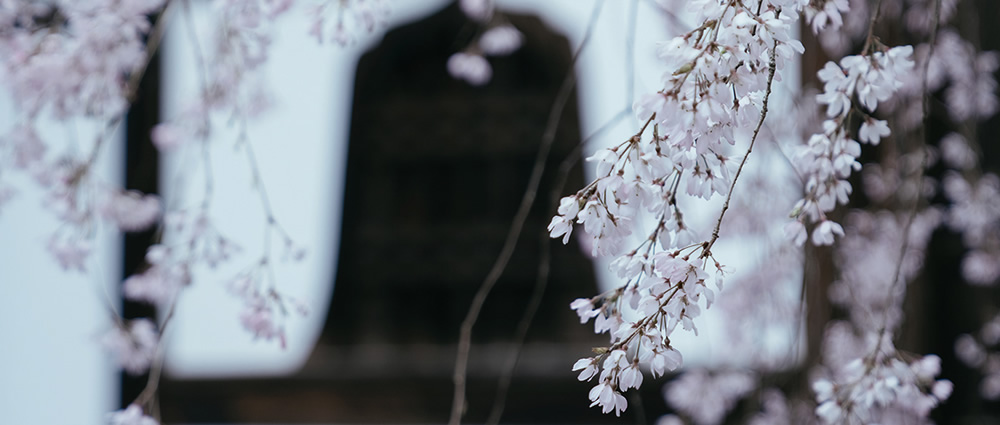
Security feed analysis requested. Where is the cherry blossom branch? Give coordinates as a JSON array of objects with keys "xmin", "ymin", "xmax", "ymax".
[
  {"xmin": 236, "ymin": 123, "xmax": 293, "ymax": 259},
  {"xmin": 703, "ymin": 43, "xmax": 777, "ymax": 258},
  {"xmin": 448, "ymin": 2, "xmax": 606, "ymax": 423},
  {"xmin": 77, "ymin": 2, "xmax": 173, "ymax": 178}
]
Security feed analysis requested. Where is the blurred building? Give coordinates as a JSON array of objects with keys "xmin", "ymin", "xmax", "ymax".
[{"xmin": 148, "ymin": 4, "xmax": 644, "ymax": 423}]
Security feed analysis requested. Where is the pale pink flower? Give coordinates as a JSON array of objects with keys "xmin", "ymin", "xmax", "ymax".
[
  {"xmin": 939, "ymin": 133, "xmax": 977, "ymax": 170},
  {"xmin": 955, "ymin": 334, "xmax": 986, "ymax": 367},
  {"xmin": 547, "ymin": 215, "xmax": 574, "ymax": 244},
  {"xmin": 666, "ymin": 369, "xmax": 757, "ymax": 425},
  {"xmin": 784, "ymin": 219, "xmax": 807, "ymax": 246},
  {"xmin": 459, "ymin": 0, "xmax": 493, "ymax": 22},
  {"xmin": 932, "ymin": 380, "xmax": 954, "ymax": 400},
  {"xmin": 858, "ymin": 118, "xmax": 890, "ymax": 145},
  {"xmin": 812, "ymin": 220, "xmax": 844, "ymax": 246},
  {"xmin": 108, "ymin": 404, "xmax": 158, "ymax": 425},
  {"xmin": 101, "ymin": 190, "xmax": 161, "ymax": 232},
  {"xmin": 123, "ymin": 265, "xmax": 185, "ymax": 305},
  {"xmin": 961, "ymin": 250, "xmax": 1000, "ymax": 285},
  {"xmin": 479, "ymin": 25, "xmax": 522, "ymax": 56},
  {"xmin": 102, "ymin": 318, "xmax": 158, "ymax": 375},
  {"xmin": 447, "ymin": 52, "xmax": 492, "ymax": 86},
  {"xmin": 240, "ymin": 305, "xmax": 286, "ymax": 348},
  {"xmin": 573, "ymin": 357, "xmax": 598, "ymax": 381},
  {"xmin": 46, "ymin": 235, "xmax": 91, "ymax": 272},
  {"xmin": 569, "ymin": 298, "xmax": 599, "ymax": 324},
  {"xmin": 618, "ymin": 362, "xmax": 643, "ymax": 390},
  {"xmin": 150, "ymin": 123, "xmax": 185, "ymax": 151}
]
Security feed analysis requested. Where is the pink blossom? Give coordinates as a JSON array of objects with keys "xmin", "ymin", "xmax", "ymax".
[
  {"xmin": 46, "ymin": 235, "xmax": 91, "ymax": 272},
  {"xmin": 101, "ymin": 319, "xmax": 158, "ymax": 375},
  {"xmin": 479, "ymin": 25, "xmax": 522, "ymax": 56},
  {"xmin": 459, "ymin": 0, "xmax": 493, "ymax": 22},
  {"xmin": 101, "ymin": 190, "xmax": 161, "ymax": 232},
  {"xmin": 447, "ymin": 52, "xmax": 492, "ymax": 86},
  {"xmin": 108, "ymin": 404, "xmax": 158, "ymax": 425}
]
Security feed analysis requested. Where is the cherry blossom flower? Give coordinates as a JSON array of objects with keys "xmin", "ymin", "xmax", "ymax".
[
  {"xmin": 665, "ymin": 369, "xmax": 757, "ymax": 425},
  {"xmin": 479, "ymin": 24, "xmax": 522, "ymax": 56},
  {"xmin": 858, "ymin": 118, "xmax": 890, "ymax": 145},
  {"xmin": 101, "ymin": 190, "xmax": 161, "ymax": 232},
  {"xmin": 101, "ymin": 318, "xmax": 159, "ymax": 375},
  {"xmin": 447, "ymin": 52, "xmax": 492, "ymax": 86},
  {"xmin": 811, "ymin": 220, "xmax": 844, "ymax": 245},
  {"xmin": 46, "ymin": 235, "xmax": 92, "ymax": 272},
  {"xmin": 308, "ymin": 0, "xmax": 389, "ymax": 46},
  {"xmin": 938, "ymin": 133, "xmax": 977, "ymax": 170},
  {"xmin": 805, "ymin": 0, "xmax": 850, "ymax": 33},
  {"xmin": 573, "ymin": 357, "xmax": 599, "ymax": 381},
  {"xmin": 123, "ymin": 264, "xmax": 186, "ymax": 305},
  {"xmin": 108, "ymin": 404, "xmax": 158, "ymax": 425},
  {"xmin": 459, "ymin": 0, "xmax": 493, "ymax": 22}
]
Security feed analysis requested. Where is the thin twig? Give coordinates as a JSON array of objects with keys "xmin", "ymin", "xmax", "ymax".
[
  {"xmin": 182, "ymin": 0, "xmax": 209, "ymax": 94},
  {"xmin": 132, "ymin": 297, "xmax": 179, "ymax": 418},
  {"xmin": 484, "ymin": 109, "xmax": 629, "ymax": 425},
  {"xmin": 861, "ymin": 0, "xmax": 884, "ymax": 55},
  {"xmin": 873, "ymin": 0, "xmax": 942, "ymax": 345},
  {"xmin": 79, "ymin": 1, "xmax": 173, "ymax": 174},
  {"xmin": 448, "ymin": 2, "xmax": 606, "ymax": 423},
  {"xmin": 125, "ymin": 1, "xmax": 174, "ymax": 104},
  {"xmin": 485, "ymin": 226, "xmax": 551, "ymax": 425}
]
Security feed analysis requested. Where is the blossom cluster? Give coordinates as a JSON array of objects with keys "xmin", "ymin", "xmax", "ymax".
[
  {"xmin": 663, "ymin": 369, "xmax": 757, "ymax": 425},
  {"xmin": 787, "ymin": 45, "xmax": 914, "ymax": 246},
  {"xmin": 1, "ymin": 2, "xmax": 312, "ymax": 423},
  {"xmin": 307, "ymin": 0, "xmax": 388, "ymax": 46},
  {"xmin": 830, "ymin": 209, "xmax": 940, "ymax": 331},
  {"xmin": 813, "ymin": 345, "xmax": 952, "ymax": 424},
  {"xmin": 569, "ymin": 251, "xmax": 719, "ymax": 415},
  {"xmin": 102, "ymin": 318, "xmax": 160, "ymax": 376},
  {"xmin": 935, "ymin": 129, "xmax": 1000, "ymax": 286},
  {"xmin": 1, "ymin": 0, "xmax": 165, "ymax": 118},
  {"xmin": 955, "ymin": 313, "xmax": 1000, "ymax": 400},
  {"xmin": 889, "ymin": 29, "xmax": 1000, "ymax": 131},
  {"xmin": 0, "ymin": 0, "xmax": 165, "ymax": 271},
  {"xmin": 808, "ymin": 207, "xmax": 953, "ymax": 422},
  {"xmin": 552, "ymin": 0, "xmax": 807, "ymax": 415}
]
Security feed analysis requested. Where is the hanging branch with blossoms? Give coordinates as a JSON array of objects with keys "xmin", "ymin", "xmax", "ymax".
[
  {"xmin": 545, "ymin": 0, "xmax": 976, "ymax": 421},
  {"xmin": 4, "ymin": 0, "xmax": 1000, "ymax": 424},
  {"xmin": 548, "ymin": 0, "xmax": 805, "ymax": 416},
  {"xmin": 0, "ymin": 0, "xmax": 387, "ymax": 423}
]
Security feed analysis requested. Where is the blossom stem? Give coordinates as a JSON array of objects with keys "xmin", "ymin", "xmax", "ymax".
[
  {"xmin": 875, "ymin": 0, "xmax": 942, "ymax": 342},
  {"xmin": 861, "ymin": 0, "xmax": 884, "ymax": 55}
]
